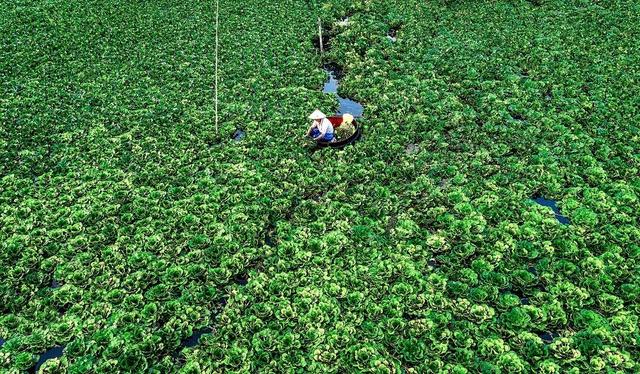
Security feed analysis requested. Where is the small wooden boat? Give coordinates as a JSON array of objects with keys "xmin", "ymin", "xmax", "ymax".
[{"xmin": 316, "ymin": 116, "xmax": 362, "ymax": 149}]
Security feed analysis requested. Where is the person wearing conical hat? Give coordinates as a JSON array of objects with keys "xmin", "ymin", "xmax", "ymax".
[{"xmin": 306, "ymin": 109, "xmax": 335, "ymax": 143}]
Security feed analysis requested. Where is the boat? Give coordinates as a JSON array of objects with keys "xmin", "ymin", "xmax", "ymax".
[{"xmin": 316, "ymin": 116, "xmax": 362, "ymax": 149}]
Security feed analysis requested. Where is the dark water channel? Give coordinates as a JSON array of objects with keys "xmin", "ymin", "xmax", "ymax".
[
  {"xmin": 30, "ymin": 346, "xmax": 64, "ymax": 374},
  {"xmin": 532, "ymin": 197, "xmax": 570, "ymax": 225},
  {"xmin": 539, "ymin": 331, "xmax": 560, "ymax": 343},
  {"xmin": 323, "ymin": 65, "xmax": 364, "ymax": 117},
  {"xmin": 180, "ymin": 327, "xmax": 213, "ymax": 348}
]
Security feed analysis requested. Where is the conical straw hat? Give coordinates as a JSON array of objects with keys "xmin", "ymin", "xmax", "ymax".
[{"xmin": 308, "ymin": 109, "xmax": 326, "ymax": 120}]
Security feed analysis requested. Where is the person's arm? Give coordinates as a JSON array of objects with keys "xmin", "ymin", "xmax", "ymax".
[{"xmin": 306, "ymin": 121, "xmax": 318, "ymax": 137}]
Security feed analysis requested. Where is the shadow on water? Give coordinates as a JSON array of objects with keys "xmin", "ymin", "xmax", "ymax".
[
  {"xmin": 180, "ymin": 327, "xmax": 213, "ymax": 348},
  {"xmin": 532, "ymin": 196, "xmax": 570, "ymax": 225},
  {"xmin": 30, "ymin": 346, "xmax": 64, "ymax": 374},
  {"xmin": 323, "ymin": 65, "xmax": 364, "ymax": 117},
  {"xmin": 264, "ymin": 224, "xmax": 276, "ymax": 247}
]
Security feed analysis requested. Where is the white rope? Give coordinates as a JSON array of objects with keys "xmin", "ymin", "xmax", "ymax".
[{"xmin": 215, "ymin": 0, "xmax": 219, "ymax": 134}]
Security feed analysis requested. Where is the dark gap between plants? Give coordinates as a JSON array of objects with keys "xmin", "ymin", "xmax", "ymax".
[
  {"xmin": 500, "ymin": 288, "xmax": 525, "ymax": 299},
  {"xmin": 51, "ymin": 279, "xmax": 61, "ymax": 289},
  {"xmin": 402, "ymin": 312, "xmax": 418, "ymax": 321},
  {"xmin": 32, "ymin": 175, "xmax": 40, "ymax": 190},
  {"xmin": 206, "ymin": 136, "xmax": 224, "ymax": 147},
  {"xmin": 263, "ymin": 223, "xmax": 276, "ymax": 247},
  {"xmin": 532, "ymin": 196, "xmax": 570, "ymax": 224},
  {"xmin": 510, "ymin": 111, "xmax": 526, "ymax": 121},
  {"xmin": 265, "ymin": 231, "xmax": 275, "ymax": 247},
  {"xmin": 387, "ymin": 27, "xmax": 398, "ymax": 42},
  {"xmin": 179, "ymin": 327, "xmax": 213, "ymax": 348},
  {"xmin": 539, "ymin": 331, "xmax": 560, "ymax": 343},
  {"xmin": 312, "ymin": 33, "xmax": 332, "ymax": 52},
  {"xmin": 57, "ymin": 303, "xmax": 70, "ymax": 315},
  {"xmin": 231, "ymin": 128, "xmax": 246, "ymax": 141},
  {"xmin": 283, "ymin": 196, "xmax": 301, "ymax": 221},
  {"xmin": 234, "ymin": 273, "xmax": 249, "ymax": 286},
  {"xmin": 385, "ymin": 215, "xmax": 398, "ymax": 233},
  {"xmin": 29, "ymin": 346, "xmax": 64, "ymax": 374}
]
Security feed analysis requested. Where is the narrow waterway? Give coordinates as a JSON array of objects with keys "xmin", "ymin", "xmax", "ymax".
[
  {"xmin": 30, "ymin": 346, "xmax": 64, "ymax": 374},
  {"xmin": 322, "ymin": 66, "xmax": 364, "ymax": 117},
  {"xmin": 180, "ymin": 328, "xmax": 213, "ymax": 348},
  {"xmin": 532, "ymin": 196, "xmax": 570, "ymax": 225}
]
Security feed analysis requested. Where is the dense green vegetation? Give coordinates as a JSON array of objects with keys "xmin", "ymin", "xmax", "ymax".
[{"xmin": 1, "ymin": 0, "xmax": 639, "ymax": 372}]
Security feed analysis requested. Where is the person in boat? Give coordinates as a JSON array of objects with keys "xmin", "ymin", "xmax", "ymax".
[{"xmin": 306, "ymin": 109, "xmax": 335, "ymax": 143}]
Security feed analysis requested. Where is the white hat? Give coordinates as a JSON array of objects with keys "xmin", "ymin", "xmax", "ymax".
[{"xmin": 308, "ymin": 109, "xmax": 326, "ymax": 120}]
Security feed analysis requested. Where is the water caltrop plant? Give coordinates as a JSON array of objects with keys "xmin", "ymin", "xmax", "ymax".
[{"xmin": 1, "ymin": 0, "xmax": 640, "ymax": 372}]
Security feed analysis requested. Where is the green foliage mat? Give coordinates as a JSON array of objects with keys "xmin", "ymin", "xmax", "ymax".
[{"xmin": 1, "ymin": 0, "xmax": 639, "ymax": 372}]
